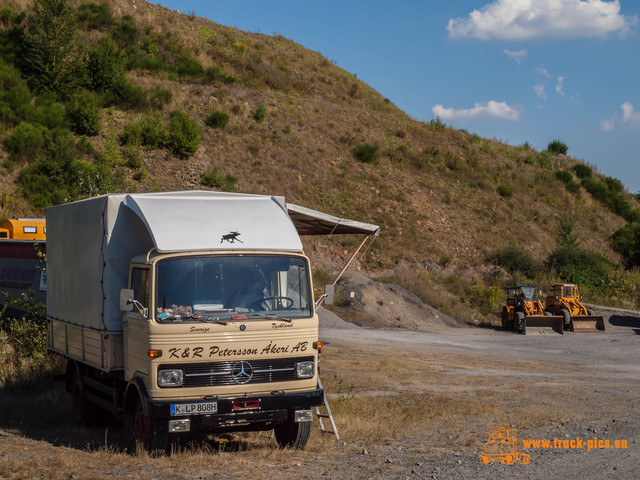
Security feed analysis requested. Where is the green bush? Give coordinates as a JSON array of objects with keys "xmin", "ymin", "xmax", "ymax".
[
  {"xmin": 581, "ymin": 175, "xmax": 633, "ymax": 220},
  {"xmin": 76, "ymin": 2, "xmax": 114, "ymax": 29},
  {"xmin": 612, "ymin": 222, "xmax": 640, "ymax": 268},
  {"xmin": 149, "ymin": 86, "xmax": 172, "ymax": 109},
  {"xmin": 352, "ymin": 143, "xmax": 379, "ymax": 163},
  {"xmin": 19, "ymin": 129, "xmax": 113, "ymax": 208},
  {"xmin": 66, "ymin": 89, "xmax": 101, "ymax": 136},
  {"xmin": 168, "ymin": 109, "xmax": 201, "ymax": 158},
  {"xmin": 253, "ymin": 102, "xmax": 267, "ymax": 123},
  {"xmin": 203, "ymin": 66, "xmax": 236, "ymax": 84},
  {"xmin": 572, "ymin": 163, "xmax": 592, "ymax": 179},
  {"xmin": 30, "ymin": 93, "xmax": 67, "ymax": 129},
  {"xmin": 121, "ymin": 114, "xmax": 168, "ymax": 148},
  {"xmin": 139, "ymin": 114, "xmax": 169, "ymax": 148},
  {"xmin": 547, "ymin": 140, "xmax": 568, "ymax": 155},
  {"xmin": 3, "ymin": 121, "xmax": 48, "ymax": 162},
  {"xmin": 128, "ymin": 56, "xmax": 167, "ymax": 73},
  {"xmin": 554, "ymin": 170, "xmax": 573, "ymax": 183},
  {"xmin": 85, "ymin": 37, "xmax": 123, "ymax": 91},
  {"xmin": 105, "ymin": 77, "xmax": 149, "ymax": 110},
  {"xmin": 496, "ymin": 184, "xmax": 513, "ymax": 198},
  {"xmin": 111, "ymin": 14, "xmax": 140, "ymax": 46},
  {"xmin": 546, "ymin": 246, "xmax": 611, "ymax": 288},
  {"xmin": 199, "ymin": 168, "xmax": 238, "ymax": 191},
  {"xmin": 486, "ymin": 246, "xmax": 542, "ymax": 279},
  {"xmin": 1, "ymin": 84, "xmax": 33, "ymax": 124},
  {"xmin": 175, "ymin": 58, "xmax": 204, "ymax": 77},
  {"xmin": 205, "ymin": 110, "xmax": 229, "ymax": 129}
]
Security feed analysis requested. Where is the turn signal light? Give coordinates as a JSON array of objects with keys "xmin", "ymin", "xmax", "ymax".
[
  {"xmin": 147, "ymin": 349, "xmax": 162, "ymax": 358},
  {"xmin": 313, "ymin": 341, "xmax": 324, "ymax": 353}
]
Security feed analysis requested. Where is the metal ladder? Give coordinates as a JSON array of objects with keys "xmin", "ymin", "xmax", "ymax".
[{"xmin": 315, "ymin": 377, "xmax": 340, "ymax": 440}]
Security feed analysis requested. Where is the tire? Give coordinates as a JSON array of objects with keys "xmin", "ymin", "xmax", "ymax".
[
  {"xmin": 130, "ymin": 395, "xmax": 168, "ymax": 456},
  {"xmin": 72, "ymin": 372, "xmax": 98, "ymax": 427},
  {"xmin": 274, "ymin": 415, "xmax": 312, "ymax": 449},
  {"xmin": 561, "ymin": 310, "xmax": 571, "ymax": 330},
  {"xmin": 515, "ymin": 312, "xmax": 525, "ymax": 334}
]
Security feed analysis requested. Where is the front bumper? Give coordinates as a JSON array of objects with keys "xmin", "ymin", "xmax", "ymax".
[{"xmin": 146, "ymin": 388, "xmax": 324, "ymax": 434}]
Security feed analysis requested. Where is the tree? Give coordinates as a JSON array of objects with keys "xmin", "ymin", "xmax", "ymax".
[
  {"xmin": 547, "ymin": 140, "xmax": 568, "ymax": 155},
  {"xmin": 557, "ymin": 216, "xmax": 578, "ymax": 249},
  {"xmin": 22, "ymin": 0, "xmax": 78, "ymax": 97}
]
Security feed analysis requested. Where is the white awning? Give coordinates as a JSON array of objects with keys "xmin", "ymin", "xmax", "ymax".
[
  {"xmin": 124, "ymin": 192, "xmax": 303, "ymax": 252},
  {"xmin": 286, "ymin": 203, "xmax": 380, "ymax": 236}
]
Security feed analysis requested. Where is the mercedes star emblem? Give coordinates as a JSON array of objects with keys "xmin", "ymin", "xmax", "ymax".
[{"xmin": 231, "ymin": 360, "xmax": 253, "ymax": 384}]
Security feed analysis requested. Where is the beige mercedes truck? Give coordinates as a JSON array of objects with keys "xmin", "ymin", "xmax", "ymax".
[{"xmin": 46, "ymin": 191, "xmax": 378, "ymax": 453}]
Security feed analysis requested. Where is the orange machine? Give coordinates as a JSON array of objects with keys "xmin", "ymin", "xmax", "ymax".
[
  {"xmin": 0, "ymin": 218, "xmax": 46, "ymax": 240},
  {"xmin": 545, "ymin": 283, "xmax": 605, "ymax": 332}
]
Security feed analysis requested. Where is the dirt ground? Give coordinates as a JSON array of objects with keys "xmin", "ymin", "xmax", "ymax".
[{"xmin": 1, "ymin": 303, "xmax": 639, "ymax": 479}]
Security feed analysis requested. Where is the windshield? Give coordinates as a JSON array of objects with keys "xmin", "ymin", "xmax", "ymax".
[
  {"xmin": 519, "ymin": 286, "xmax": 536, "ymax": 301},
  {"xmin": 155, "ymin": 255, "xmax": 311, "ymax": 322}
]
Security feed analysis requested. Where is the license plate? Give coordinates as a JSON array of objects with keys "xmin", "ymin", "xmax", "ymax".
[{"xmin": 171, "ymin": 401, "xmax": 218, "ymax": 416}]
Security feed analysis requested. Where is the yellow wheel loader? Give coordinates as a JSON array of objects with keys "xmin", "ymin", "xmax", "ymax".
[
  {"xmin": 544, "ymin": 283, "xmax": 605, "ymax": 332},
  {"xmin": 501, "ymin": 284, "xmax": 564, "ymax": 335}
]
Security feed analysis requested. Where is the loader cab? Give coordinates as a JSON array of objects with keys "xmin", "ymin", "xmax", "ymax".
[
  {"xmin": 506, "ymin": 285, "xmax": 536, "ymax": 307},
  {"xmin": 551, "ymin": 283, "xmax": 579, "ymax": 300}
]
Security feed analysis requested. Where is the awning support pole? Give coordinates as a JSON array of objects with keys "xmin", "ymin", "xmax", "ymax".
[{"xmin": 332, "ymin": 234, "xmax": 371, "ymax": 286}]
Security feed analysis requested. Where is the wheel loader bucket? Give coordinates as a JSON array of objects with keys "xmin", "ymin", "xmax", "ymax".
[
  {"xmin": 523, "ymin": 315, "xmax": 564, "ymax": 335},
  {"xmin": 570, "ymin": 315, "xmax": 606, "ymax": 332}
]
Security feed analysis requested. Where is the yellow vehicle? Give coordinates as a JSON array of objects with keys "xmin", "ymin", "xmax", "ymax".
[
  {"xmin": 501, "ymin": 284, "xmax": 564, "ymax": 335},
  {"xmin": 545, "ymin": 283, "xmax": 605, "ymax": 332},
  {"xmin": 0, "ymin": 218, "xmax": 46, "ymax": 240}
]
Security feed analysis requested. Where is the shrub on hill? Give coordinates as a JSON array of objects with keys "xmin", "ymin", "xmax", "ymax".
[
  {"xmin": 199, "ymin": 168, "xmax": 238, "ymax": 191},
  {"xmin": 546, "ymin": 246, "xmax": 611, "ymax": 289},
  {"xmin": 612, "ymin": 222, "xmax": 640, "ymax": 268},
  {"xmin": 168, "ymin": 109, "xmax": 201, "ymax": 158},
  {"xmin": 547, "ymin": 140, "xmax": 568, "ymax": 155},
  {"xmin": 486, "ymin": 246, "xmax": 542, "ymax": 279},
  {"xmin": 66, "ymin": 89, "xmax": 100, "ymax": 136},
  {"xmin": 352, "ymin": 143, "xmax": 379, "ymax": 164},
  {"xmin": 572, "ymin": 163, "xmax": 592, "ymax": 179},
  {"xmin": 76, "ymin": 2, "xmax": 114, "ymax": 30},
  {"xmin": 205, "ymin": 110, "xmax": 229, "ymax": 129},
  {"xmin": 3, "ymin": 121, "xmax": 47, "ymax": 163},
  {"xmin": 496, "ymin": 184, "xmax": 513, "ymax": 198}
]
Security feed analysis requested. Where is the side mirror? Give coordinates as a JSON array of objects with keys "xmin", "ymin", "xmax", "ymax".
[
  {"xmin": 323, "ymin": 284, "xmax": 334, "ymax": 306},
  {"xmin": 120, "ymin": 289, "xmax": 134, "ymax": 312}
]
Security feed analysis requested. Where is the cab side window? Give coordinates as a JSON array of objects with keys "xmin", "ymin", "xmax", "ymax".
[{"xmin": 131, "ymin": 268, "xmax": 150, "ymax": 310}]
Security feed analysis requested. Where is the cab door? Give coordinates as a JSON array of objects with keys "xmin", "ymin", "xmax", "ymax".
[{"xmin": 123, "ymin": 267, "xmax": 151, "ymax": 381}]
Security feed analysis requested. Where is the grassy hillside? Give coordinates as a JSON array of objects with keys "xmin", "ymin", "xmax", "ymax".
[{"xmin": 1, "ymin": 0, "xmax": 640, "ymax": 325}]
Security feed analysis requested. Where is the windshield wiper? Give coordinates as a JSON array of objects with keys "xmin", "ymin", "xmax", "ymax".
[
  {"xmin": 201, "ymin": 315, "xmax": 228, "ymax": 326},
  {"xmin": 247, "ymin": 313, "xmax": 292, "ymax": 323}
]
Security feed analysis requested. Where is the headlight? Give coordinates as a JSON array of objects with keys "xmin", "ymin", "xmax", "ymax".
[
  {"xmin": 158, "ymin": 369, "xmax": 183, "ymax": 387},
  {"xmin": 296, "ymin": 361, "xmax": 314, "ymax": 379}
]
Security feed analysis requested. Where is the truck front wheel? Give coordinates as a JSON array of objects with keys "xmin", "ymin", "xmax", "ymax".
[
  {"xmin": 125, "ymin": 395, "xmax": 168, "ymax": 456},
  {"xmin": 274, "ymin": 415, "xmax": 311, "ymax": 449}
]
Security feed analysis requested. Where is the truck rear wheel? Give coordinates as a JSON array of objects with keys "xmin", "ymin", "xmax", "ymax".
[
  {"xmin": 72, "ymin": 372, "xmax": 98, "ymax": 427},
  {"xmin": 131, "ymin": 396, "xmax": 168, "ymax": 456},
  {"xmin": 274, "ymin": 415, "xmax": 311, "ymax": 449}
]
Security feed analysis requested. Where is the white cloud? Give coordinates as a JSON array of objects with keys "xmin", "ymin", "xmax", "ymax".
[
  {"xmin": 504, "ymin": 49, "xmax": 527, "ymax": 64},
  {"xmin": 534, "ymin": 83, "xmax": 547, "ymax": 99},
  {"xmin": 600, "ymin": 118, "xmax": 615, "ymax": 131},
  {"xmin": 555, "ymin": 76, "xmax": 565, "ymax": 96},
  {"xmin": 536, "ymin": 67, "xmax": 552, "ymax": 79},
  {"xmin": 447, "ymin": 0, "xmax": 635, "ymax": 41},
  {"xmin": 432, "ymin": 101, "xmax": 521, "ymax": 121},
  {"xmin": 600, "ymin": 102, "xmax": 640, "ymax": 131}
]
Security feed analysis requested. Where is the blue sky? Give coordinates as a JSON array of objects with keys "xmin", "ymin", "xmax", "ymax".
[{"xmin": 155, "ymin": 0, "xmax": 640, "ymax": 193}]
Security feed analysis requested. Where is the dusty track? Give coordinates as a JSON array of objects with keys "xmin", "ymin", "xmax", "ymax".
[{"xmin": 0, "ymin": 307, "xmax": 638, "ymax": 479}]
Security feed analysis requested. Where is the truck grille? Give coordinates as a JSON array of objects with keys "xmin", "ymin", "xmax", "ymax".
[{"xmin": 158, "ymin": 356, "xmax": 314, "ymax": 388}]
